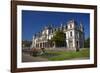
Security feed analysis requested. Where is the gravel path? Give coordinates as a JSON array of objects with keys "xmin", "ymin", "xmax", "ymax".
[{"xmin": 22, "ymin": 52, "xmax": 48, "ymax": 62}]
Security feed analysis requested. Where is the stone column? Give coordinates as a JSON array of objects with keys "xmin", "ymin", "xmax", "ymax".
[{"xmin": 41, "ymin": 43, "xmax": 42, "ymax": 48}]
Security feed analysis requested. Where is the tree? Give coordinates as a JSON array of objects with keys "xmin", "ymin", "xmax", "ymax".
[
  {"xmin": 84, "ymin": 37, "xmax": 90, "ymax": 48},
  {"xmin": 22, "ymin": 40, "xmax": 32, "ymax": 47},
  {"xmin": 51, "ymin": 30, "xmax": 66, "ymax": 47}
]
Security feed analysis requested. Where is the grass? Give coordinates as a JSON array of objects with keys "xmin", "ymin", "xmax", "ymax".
[{"xmin": 40, "ymin": 48, "xmax": 90, "ymax": 61}]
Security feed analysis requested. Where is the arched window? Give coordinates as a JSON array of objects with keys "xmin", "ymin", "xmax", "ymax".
[
  {"xmin": 70, "ymin": 24, "xmax": 72, "ymax": 28},
  {"xmin": 70, "ymin": 31, "xmax": 72, "ymax": 37}
]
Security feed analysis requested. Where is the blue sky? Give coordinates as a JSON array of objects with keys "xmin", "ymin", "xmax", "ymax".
[{"xmin": 22, "ymin": 10, "xmax": 90, "ymax": 41}]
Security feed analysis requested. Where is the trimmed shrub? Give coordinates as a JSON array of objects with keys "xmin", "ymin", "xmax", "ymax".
[{"xmin": 31, "ymin": 48, "xmax": 40, "ymax": 57}]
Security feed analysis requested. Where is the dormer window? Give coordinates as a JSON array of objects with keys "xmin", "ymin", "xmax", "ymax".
[{"xmin": 66, "ymin": 26, "xmax": 67, "ymax": 29}]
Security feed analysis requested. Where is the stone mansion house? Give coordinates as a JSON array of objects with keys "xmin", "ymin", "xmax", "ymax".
[{"xmin": 31, "ymin": 19, "xmax": 84, "ymax": 50}]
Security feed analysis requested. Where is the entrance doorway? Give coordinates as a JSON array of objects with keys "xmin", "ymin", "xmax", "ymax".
[{"xmin": 69, "ymin": 40, "xmax": 73, "ymax": 48}]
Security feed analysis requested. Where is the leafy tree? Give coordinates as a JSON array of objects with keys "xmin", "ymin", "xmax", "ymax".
[
  {"xmin": 84, "ymin": 37, "xmax": 90, "ymax": 48},
  {"xmin": 51, "ymin": 30, "xmax": 66, "ymax": 47}
]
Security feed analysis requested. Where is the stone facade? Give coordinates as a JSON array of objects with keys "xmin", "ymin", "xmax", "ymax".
[{"xmin": 31, "ymin": 19, "xmax": 84, "ymax": 50}]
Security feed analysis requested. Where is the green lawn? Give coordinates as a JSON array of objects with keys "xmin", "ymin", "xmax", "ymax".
[{"xmin": 40, "ymin": 48, "xmax": 90, "ymax": 61}]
